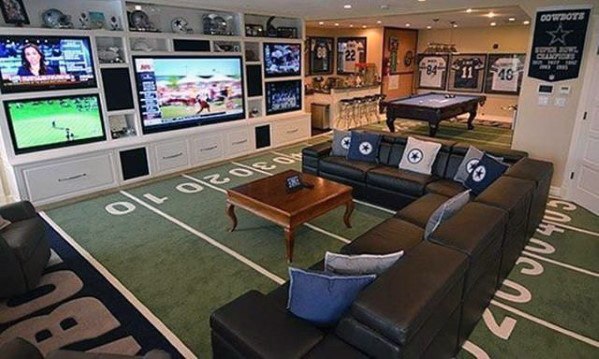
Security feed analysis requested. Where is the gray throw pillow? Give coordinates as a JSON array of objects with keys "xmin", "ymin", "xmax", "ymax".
[
  {"xmin": 424, "ymin": 190, "xmax": 471, "ymax": 240},
  {"xmin": 454, "ymin": 146, "xmax": 484, "ymax": 184},
  {"xmin": 398, "ymin": 137, "xmax": 442, "ymax": 175},
  {"xmin": 331, "ymin": 130, "xmax": 352, "ymax": 157},
  {"xmin": 324, "ymin": 250, "xmax": 404, "ymax": 275},
  {"xmin": 0, "ymin": 215, "xmax": 11, "ymax": 230}
]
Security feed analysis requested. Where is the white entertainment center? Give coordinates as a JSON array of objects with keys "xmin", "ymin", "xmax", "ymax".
[{"xmin": 0, "ymin": 0, "xmax": 310, "ymax": 206}]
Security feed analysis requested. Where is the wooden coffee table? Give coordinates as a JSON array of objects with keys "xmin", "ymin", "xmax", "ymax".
[{"xmin": 226, "ymin": 170, "xmax": 354, "ymax": 262}]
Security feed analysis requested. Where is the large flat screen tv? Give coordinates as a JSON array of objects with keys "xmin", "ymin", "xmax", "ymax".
[
  {"xmin": 133, "ymin": 55, "xmax": 245, "ymax": 134},
  {"xmin": 4, "ymin": 94, "xmax": 106, "ymax": 154},
  {"xmin": 266, "ymin": 80, "xmax": 302, "ymax": 115},
  {"xmin": 263, "ymin": 43, "xmax": 301, "ymax": 78},
  {"xmin": 0, "ymin": 35, "xmax": 96, "ymax": 94}
]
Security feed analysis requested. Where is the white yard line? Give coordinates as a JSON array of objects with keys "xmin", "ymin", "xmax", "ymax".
[
  {"xmin": 490, "ymin": 299, "xmax": 599, "ymax": 348},
  {"xmin": 522, "ymin": 251, "xmax": 599, "ymax": 278},
  {"xmin": 352, "ymin": 199, "xmax": 397, "ymax": 214},
  {"xmin": 542, "ymin": 220, "xmax": 599, "ymax": 238},
  {"xmin": 40, "ymin": 212, "xmax": 198, "ymax": 359},
  {"xmin": 230, "ymin": 161, "xmax": 274, "ymax": 176}
]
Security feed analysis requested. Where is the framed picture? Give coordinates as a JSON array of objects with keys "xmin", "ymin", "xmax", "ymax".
[
  {"xmin": 336, "ymin": 37, "xmax": 367, "ymax": 74},
  {"xmin": 388, "ymin": 36, "xmax": 399, "ymax": 74},
  {"xmin": 416, "ymin": 54, "xmax": 449, "ymax": 90},
  {"xmin": 0, "ymin": 0, "xmax": 29, "ymax": 25},
  {"xmin": 245, "ymin": 24, "xmax": 264, "ymax": 37},
  {"xmin": 447, "ymin": 53, "xmax": 487, "ymax": 93},
  {"xmin": 485, "ymin": 53, "xmax": 526, "ymax": 95},
  {"xmin": 309, "ymin": 37, "xmax": 334, "ymax": 75}
]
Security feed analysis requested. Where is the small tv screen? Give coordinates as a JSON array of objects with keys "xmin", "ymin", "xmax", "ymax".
[
  {"xmin": 266, "ymin": 80, "xmax": 302, "ymax": 115},
  {"xmin": 133, "ymin": 55, "xmax": 245, "ymax": 134},
  {"xmin": 4, "ymin": 94, "xmax": 106, "ymax": 154},
  {"xmin": 0, "ymin": 35, "xmax": 96, "ymax": 93},
  {"xmin": 263, "ymin": 43, "xmax": 301, "ymax": 78}
]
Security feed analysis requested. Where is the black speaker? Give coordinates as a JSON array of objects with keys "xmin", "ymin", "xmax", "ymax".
[
  {"xmin": 255, "ymin": 125, "xmax": 271, "ymax": 149},
  {"xmin": 101, "ymin": 68, "xmax": 134, "ymax": 111},
  {"xmin": 173, "ymin": 39, "xmax": 211, "ymax": 52},
  {"xmin": 246, "ymin": 65, "xmax": 263, "ymax": 97},
  {"xmin": 120, "ymin": 148, "xmax": 149, "ymax": 180}
]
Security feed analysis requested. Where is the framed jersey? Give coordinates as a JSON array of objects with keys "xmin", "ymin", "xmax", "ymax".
[
  {"xmin": 337, "ymin": 37, "xmax": 367, "ymax": 74},
  {"xmin": 417, "ymin": 54, "xmax": 449, "ymax": 90},
  {"xmin": 309, "ymin": 37, "xmax": 334, "ymax": 75},
  {"xmin": 448, "ymin": 54, "xmax": 487, "ymax": 93},
  {"xmin": 485, "ymin": 53, "xmax": 526, "ymax": 95}
]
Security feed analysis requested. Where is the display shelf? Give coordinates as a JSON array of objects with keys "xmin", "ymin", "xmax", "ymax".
[
  {"xmin": 108, "ymin": 113, "xmax": 137, "ymax": 139},
  {"xmin": 243, "ymin": 14, "xmax": 302, "ymax": 39},
  {"xmin": 99, "ymin": 63, "xmax": 130, "ymax": 69},
  {"xmin": 213, "ymin": 41, "xmax": 242, "ymax": 53},
  {"xmin": 129, "ymin": 36, "xmax": 170, "ymax": 51},
  {"xmin": 244, "ymin": 42, "xmax": 261, "ymax": 62},
  {"xmin": 96, "ymin": 36, "xmax": 127, "ymax": 64}
]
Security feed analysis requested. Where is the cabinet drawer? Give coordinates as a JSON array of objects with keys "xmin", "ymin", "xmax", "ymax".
[
  {"xmin": 190, "ymin": 134, "xmax": 224, "ymax": 164},
  {"xmin": 273, "ymin": 118, "xmax": 309, "ymax": 144},
  {"xmin": 227, "ymin": 129, "xmax": 252, "ymax": 155},
  {"xmin": 23, "ymin": 153, "xmax": 116, "ymax": 202},
  {"xmin": 155, "ymin": 141, "xmax": 189, "ymax": 173}
]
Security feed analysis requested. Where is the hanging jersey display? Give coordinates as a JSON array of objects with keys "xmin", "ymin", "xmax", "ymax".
[
  {"xmin": 418, "ymin": 55, "xmax": 448, "ymax": 89},
  {"xmin": 339, "ymin": 39, "xmax": 365, "ymax": 73},
  {"xmin": 488, "ymin": 56, "xmax": 524, "ymax": 93},
  {"xmin": 451, "ymin": 57, "xmax": 486, "ymax": 89}
]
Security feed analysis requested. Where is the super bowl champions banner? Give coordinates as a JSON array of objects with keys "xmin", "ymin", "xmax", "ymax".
[{"xmin": 528, "ymin": 7, "xmax": 591, "ymax": 82}]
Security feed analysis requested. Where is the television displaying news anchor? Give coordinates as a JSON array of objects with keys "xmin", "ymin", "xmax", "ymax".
[{"xmin": 17, "ymin": 44, "xmax": 56, "ymax": 76}]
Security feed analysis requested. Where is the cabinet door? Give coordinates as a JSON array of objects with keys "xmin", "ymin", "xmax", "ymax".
[
  {"xmin": 227, "ymin": 128, "xmax": 252, "ymax": 155},
  {"xmin": 190, "ymin": 133, "xmax": 224, "ymax": 165},
  {"xmin": 23, "ymin": 153, "xmax": 116, "ymax": 204},
  {"xmin": 273, "ymin": 117, "xmax": 310, "ymax": 145},
  {"xmin": 155, "ymin": 140, "xmax": 189, "ymax": 174}
]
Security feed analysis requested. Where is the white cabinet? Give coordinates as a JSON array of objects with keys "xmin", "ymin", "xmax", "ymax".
[
  {"xmin": 153, "ymin": 140, "xmax": 189, "ymax": 174},
  {"xmin": 272, "ymin": 116, "xmax": 311, "ymax": 145},
  {"xmin": 226, "ymin": 128, "xmax": 252, "ymax": 156},
  {"xmin": 190, "ymin": 133, "xmax": 225, "ymax": 165},
  {"xmin": 21, "ymin": 153, "xmax": 116, "ymax": 205}
]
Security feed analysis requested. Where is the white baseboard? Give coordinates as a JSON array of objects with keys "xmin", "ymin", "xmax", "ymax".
[{"xmin": 549, "ymin": 186, "xmax": 562, "ymax": 198}]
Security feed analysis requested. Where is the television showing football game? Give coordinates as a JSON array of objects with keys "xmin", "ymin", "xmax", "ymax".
[
  {"xmin": 133, "ymin": 55, "xmax": 245, "ymax": 134},
  {"xmin": 266, "ymin": 80, "xmax": 302, "ymax": 115},
  {"xmin": 263, "ymin": 43, "xmax": 301, "ymax": 78},
  {"xmin": 4, "ymin": 94, "xmax": 106, "ymax": 154},
  {"xmin": 0, "ymin": 35, "xmax": 96, "ymax": 93}
]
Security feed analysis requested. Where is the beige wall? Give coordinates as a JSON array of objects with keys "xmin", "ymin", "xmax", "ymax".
[{"xmin": 417, "ymin": 25, "xmax": 531, "ymax": 119}]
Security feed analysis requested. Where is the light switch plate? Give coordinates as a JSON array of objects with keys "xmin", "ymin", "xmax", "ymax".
[
  {"xmin": 538, "ymin": 96, "xmax": 550, "ymax": 106},
  {"xmin": 554, "ymin": 97, "xmax": 567, "ymax": 107}
]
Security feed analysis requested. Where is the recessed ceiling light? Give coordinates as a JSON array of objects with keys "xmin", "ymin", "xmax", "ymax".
[
  {"xmin": 335, "ymin": 23, "xmax": 340, "ymax": 26},
  {"xmin": 466, "ymin": 8, "xmax": 472, "ymax": 13},
  {"xmin": 487, "ymin": 12, "xmax": 496, "ymax": 18},
  {"xmin": 452, "ymin": 23, "xmax": 458, "ymax": 28},
  {"xmin": 362, "ymin": 25, "xmax": 367, "ymax": 28},
  {"xmin": 508, "ymin": 17, "xmax": 515, "ymax": 22},
  {"xmin": 418, "ymin": 0, "xmax": 426, "ymax": 2},
  {"xmin": 349, "ymin": 24, "xmax": 353, "ymax": 27},
  {"xmin": 344, "ymin": 4, "xmax": 352, "ymax": 9},
  {"xmin": 405, "ymin": 23, "xmax": 411, "ymax": 27},
  {"xmin": 134, "ymin": 5, "xmax": 142, "ymax": 10},
  {"xmin": 318, "ymin": 21, "xmax": 324, "ymax": 25},
  {"xmin": 490, "ymin": 22, "xmax": 497, "ymax": 26},
  {"xmin": 426, "ymin": 25, "xmax": 432, "ymax": 29},
  {"xmin": 523, "ymin": 20, "xmax": 530, "ymax": 25},
  {"xmin": 380, "ymin": 4, "xmax": 389, "ymax": 9},
  {"xmin": 376, "ymin": 20, "xmax": 382, "ymax": 24}
]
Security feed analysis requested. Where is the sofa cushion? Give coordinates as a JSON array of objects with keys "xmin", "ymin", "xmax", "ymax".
[
  {"xmin": 465, "ymin": 154, "xmax": 509, "ymax": 195},
  {"xmin": 1, "ymin": 217, "xmax": 46, "ymax": 261},
  {"xmin": 426, "ymin": 179, "xmax": 467, "ymax": 197},
  {"xmin": 395, "ymin": 193, "xmax": 450, "ymax": 228},
  {"xmin": 303, "ymin": 334, "xmax": 369, "ymax": 359},
  {"xmin": 324, "ymin": 250, "xmax": 404, "ymax": 275},
  {"xmin": 367, "ymin": 167, "xmax": 436, "ymax": 197},
  {"xmin": 342, "ymin": 218, "xmax": 424, "ymax": 255},
  {"xmin": 453, "ymin": 145, "xmax": 484, "ymax": 184},
  {"xmin": 399, "ymin": 137, "xmax": 442, "ymax": 175},
  {"xmin": 288, "ymin": 268, "xmax": 376, "ymax": 326},
  {"xmin": 347, "ymin": 132, "xmax": 382, "ymax": 163},
  {"xmin": 424, "ymin": 190, "xmax": 471, "ymax": 240},
  {"xmin": 0, "ymin": 215, "xmax": 11, "ymax": 230},
  {"xmin": 319, "ymin": 156, "xmax": 378, "ymax": 182},
  {"xmin": 331, "ymin": 130, "xmax": 352, "ymax": 157}
]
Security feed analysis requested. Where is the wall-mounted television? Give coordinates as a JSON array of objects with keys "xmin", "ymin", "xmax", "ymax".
[
  {"xmin": 4, "ymin": 94, "xmax": 106, "ymax": 154},
  {"xmin": 132, "ymin": 55, "xmax": 245, "ymax": 134},
  {"xmin": 0, "ymin": 35, "xmax": 96, "ymax": 94},
  {"xmin": 266, "ymin": 80, "xmax": 302, "ymax": 115},
  {"xmin": 263, "ymin": 43, "xmax": 301, "ymax": 78}
]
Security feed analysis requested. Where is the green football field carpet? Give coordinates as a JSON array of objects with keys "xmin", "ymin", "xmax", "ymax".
[{"xmin": 44, "ymin": 136, "xmax": 598, "ymax": 358}]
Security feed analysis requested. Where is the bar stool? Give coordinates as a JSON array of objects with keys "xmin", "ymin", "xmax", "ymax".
[{"xmin": 339, "ymin": 99, "xmax": 354, "ymax": 129}]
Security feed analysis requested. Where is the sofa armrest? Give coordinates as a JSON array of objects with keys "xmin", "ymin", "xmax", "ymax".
[
  {"xmin": 211, "ymin": 290, "xmax": 324, "ymax": 358},
  {"xmin": 0, "ymin": 338, "xmax": 43, "ymax": 359},
  {"xmin": 0, "ymin": 201, "xmax": 37, "ymax": 222},
  {"xmin": 302, "ymin": 141, "xmax": 332, "ymax": 159}
]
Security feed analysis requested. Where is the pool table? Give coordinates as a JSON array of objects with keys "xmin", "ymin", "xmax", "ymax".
[{"xmin": 383, "ymin": 92, "xmax": 486, "ymax": 137}]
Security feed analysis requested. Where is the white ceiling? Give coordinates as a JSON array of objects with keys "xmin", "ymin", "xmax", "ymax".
[{"xmin": 305, "ymin": 6, "xmax": 531, "ymax": 30}]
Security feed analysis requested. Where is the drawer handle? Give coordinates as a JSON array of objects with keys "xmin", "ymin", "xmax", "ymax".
[
  {"xmin": 200, "ymin": 145, "xmax": 218, "ymax": 152},
  {"xmin": 232, "ymin": 139, "xmax": 248, "ymax": 145},
  {"xmin": 162, "ymin": 152, "xmax": 183, "ymax": 159},
  {"xmin": 58, "ymin": 173, "xmax": 87, "ymax": 182},
  {"xmin": 286, "ymin": 128, "xmax": 299, "ymax": 134}
]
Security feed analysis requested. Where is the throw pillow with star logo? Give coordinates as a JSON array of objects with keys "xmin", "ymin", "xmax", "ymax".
[
  {"xmin": 464, "ymin": 154, "xmax": 509, "ymax": 195},
  {"xmin": 398, "ymin": 137, "xmax": 442, "ymax": 175},
  {"xmin": 453, "ymin": 145, "xmax": 485, "ymax": 184},
  {"xmin": 346, "ymin": 132, "xmax": 381, "ymax": 163},
  {"xmin": 331, "ymin": 129, "xmax": 352, "ymax": 157}
]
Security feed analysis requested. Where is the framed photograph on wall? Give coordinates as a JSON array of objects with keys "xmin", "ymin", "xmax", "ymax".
[
  {"xmin": 447, "ymin": 53, "xmax": 487, "ymax": 93},
  {"xmin": 485, "ymin": 53, "xmax": 526, "ymax": 95},
  {"xmin": 388, "ymin": 36, "xmax": 399, "ymax": 74},
  {"xmin": 337, "ymin": 37, "xmax": 367, "ymax": 74},
  {"xmin": 416, "ymin": 54, "xmax": 449, "ymax": 90},
  {"xmin": 0, "ymin": 0, "xmax": 29, "ymax": 25},
  {"xmin": 309, "ymin": 37, "xmax": 334, "ymax": 75}
]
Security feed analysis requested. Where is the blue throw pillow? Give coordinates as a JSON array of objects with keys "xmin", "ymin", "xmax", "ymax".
[
  {"xmin": 346, "ymin": 132, "xmax": 381, "ymax": 163},
  {"xmin": 331, "ymin": 129, "xmax": 352, "ymax": 157},
  {"xmin": 464, "ymin": 154, "xmax": 509, "ymax": 195},
  {"xmin": 287, "ymin": 267, "xmax": 376, "ymax": 326}
]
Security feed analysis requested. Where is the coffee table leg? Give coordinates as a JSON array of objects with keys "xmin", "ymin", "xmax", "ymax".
[
  {"xmin": 285, "ymin": 227, "xmax": 294, "ymax": 263},
  {"xmin": 344, "ymin": 200, "xmax": 354, "ymax": 228},
  {"xmin": 226, "ymin": 203, "xmax": 237, "ymax": 232}
]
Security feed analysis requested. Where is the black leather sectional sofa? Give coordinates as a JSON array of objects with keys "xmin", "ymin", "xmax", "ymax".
[{"xmin": 210, "ymin": 131, "xmax": 553, "ymax": 358}]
